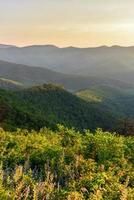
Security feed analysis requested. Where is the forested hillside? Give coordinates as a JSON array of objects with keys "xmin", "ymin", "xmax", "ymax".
[
  {"xmin": 0, "ymin": 84, "xmax": 116, "ymax": 131},
  {"xmin": 0, "ymin": 126, "xmax": 134, "ymax": 199},
  {"xmin": 76, "ymin": 85, "xmax": 134, "ymax": 118}
]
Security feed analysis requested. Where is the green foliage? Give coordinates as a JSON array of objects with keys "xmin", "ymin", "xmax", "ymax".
[
  {"xmin": 0, "ymin": 84, "xmax": 117, "ymax": 132},
  {"xmin": 0, "ymin": 126, "xmax": 134, "ymax": 199},
  {"xmin": 76, "ymin": 84, "xmax": 134, "ymax": 119}
]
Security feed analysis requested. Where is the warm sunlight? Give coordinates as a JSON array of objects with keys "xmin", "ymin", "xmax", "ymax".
[{"xmin": 1, "ymin": 0, "xmax": 134, "ymax": 47}]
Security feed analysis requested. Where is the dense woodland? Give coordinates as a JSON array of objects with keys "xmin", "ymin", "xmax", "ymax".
[
  {"xmin": 0, "ymin": 126, "xmax": 134, "ymax": 199},
  {"xmin": 0, "ymin": 84, "xmax": 117, "ymax": 132},
  {"xmin": 0, "ymin": 83, "xmax": 134, "ymax": 135}
]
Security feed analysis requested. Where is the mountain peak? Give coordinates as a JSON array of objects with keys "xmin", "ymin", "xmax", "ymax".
[
  {"xmin": 21, "ymin": 44, "xmax": 59, "ymax": 49},
  {"xmin": 0, "ymin": 44, "xmax": 16, "ymax": 49}
]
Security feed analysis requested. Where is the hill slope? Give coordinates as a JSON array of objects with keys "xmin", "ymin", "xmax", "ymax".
[
  {"xmin": 0, "ymin": 84, "xmax": 117, "ymax": 131},
  {"xmin": 0, "ymin": 60, "xmax": 131, "ymax": 92},
  {"xmin": 76, "ymin": 84, "xmax": 134, "ymax": 118}
]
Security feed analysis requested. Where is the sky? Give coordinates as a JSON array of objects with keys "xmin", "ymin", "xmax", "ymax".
[{"xmin": 0, "ymin": 0, "xmax": 134, "ymax": 47}]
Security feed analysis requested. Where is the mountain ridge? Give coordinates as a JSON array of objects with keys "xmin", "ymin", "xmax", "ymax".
[
  {"xmin": 1, "ymin": 44, "xmax": 134, "ymax": 84},
  {"xmin": 0, "ymin": 59, "xmax": 132, "ymax": 92},
  {"xmin": 2, "ymin": 43, "xmax": 134, "ymax": 48}
]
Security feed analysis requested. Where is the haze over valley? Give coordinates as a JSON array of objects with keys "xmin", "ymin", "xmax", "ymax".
[{"xmin": 1, "ymin": 45, "xmax": 134, "ymax": 84}]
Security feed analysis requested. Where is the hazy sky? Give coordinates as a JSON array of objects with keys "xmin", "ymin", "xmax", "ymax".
[{"xmin": 0, "ymin": 0, "xmax": 134, "ymax": 47}]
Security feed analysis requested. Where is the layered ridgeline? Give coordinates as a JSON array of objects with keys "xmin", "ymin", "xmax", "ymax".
[
  {"xmin": 1, "ymin": 45, "xmax": 134, "ymax": 84},
  {"xmin": 0, "ymin": 84, "xmax": 117, "ymax": 131},
  {"xmin": 0, "ymin": 60, "xmax": 131, "ymax": 92}
]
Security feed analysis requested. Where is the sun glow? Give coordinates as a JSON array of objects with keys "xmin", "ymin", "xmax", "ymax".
[{"xmin": 0, "ymin": 0, "xmax": 134, "ymax": 47}]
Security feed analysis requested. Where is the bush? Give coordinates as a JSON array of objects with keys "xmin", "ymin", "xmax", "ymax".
[{"xmin": 0, "ymin": 126, "xmax": 134, "ymax": 199}]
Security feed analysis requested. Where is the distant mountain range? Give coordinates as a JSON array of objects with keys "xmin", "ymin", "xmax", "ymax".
[
  {"xmin": 0, "ymin": 44, "xmax": 16, "ymax": 49},
  {"xmin": 1, "ymin": 45, "xmax": 134, "ymax": 84}
]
